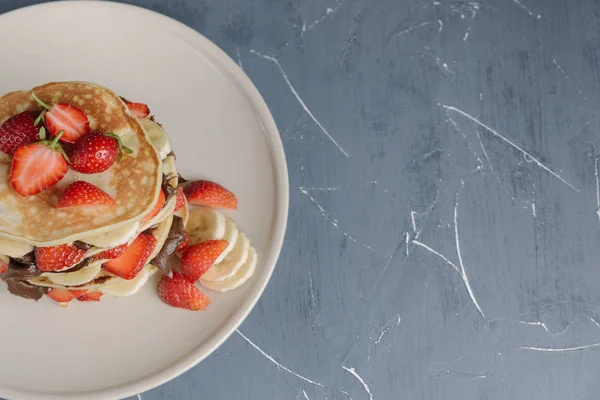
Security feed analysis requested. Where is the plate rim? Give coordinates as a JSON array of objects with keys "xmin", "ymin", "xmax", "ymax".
[{"xmin": 0, "ymin": 1, "xmax": 289, "ymax": 399}]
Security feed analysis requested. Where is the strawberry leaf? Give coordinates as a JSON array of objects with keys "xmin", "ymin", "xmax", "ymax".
[{"xmin": 30, "ymin": 92, "xmax": 51, "ymax": 110}]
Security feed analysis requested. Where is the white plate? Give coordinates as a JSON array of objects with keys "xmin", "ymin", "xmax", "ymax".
[{"xmin": 0, "ymin": 2, "xmax": 288, "ymax": 399}]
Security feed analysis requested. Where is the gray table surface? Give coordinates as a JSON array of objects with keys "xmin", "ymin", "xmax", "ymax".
[{"xmin": 3, "ymin": 0, "xmax": 600, "ymax": 399}]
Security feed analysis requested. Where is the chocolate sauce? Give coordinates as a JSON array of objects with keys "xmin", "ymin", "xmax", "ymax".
[{"xmin": 151, "ymin": 216, "xmax": 186, "ymax": 278}]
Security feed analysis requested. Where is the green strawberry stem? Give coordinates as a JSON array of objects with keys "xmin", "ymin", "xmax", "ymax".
[
  {"xmin": 105, "ymin": 132, "xmax": 133, "ymax": 161},
  {"xmin": 42, "ymin": 131, "xmax": 71, "ymax": 163},
  {"xmin": 30, "ymin": 92, "xmax": 51, "ymax": 110}
]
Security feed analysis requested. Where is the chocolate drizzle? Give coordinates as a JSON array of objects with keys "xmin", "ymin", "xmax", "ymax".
[
  {"xmin": 73, "ymin": 241, "xmax": 93, "ymax": 251},
  {"xmin": 46, "ymin": 257, "xmax": 90, "ymax": 274},
  {"xmin": 150, "ymin": 216, "xmax": 186, "ymax": 278},
  {"xmin": 2, "ymin": 257, "xmax": 46, "ymax": 300},
  {"xmin": 177, "ymin": 173, "xmax": 188, "ymax": 184},
  {"xmin": 162, "ymin": 174, "xmax": 178, "ymax": 197}
]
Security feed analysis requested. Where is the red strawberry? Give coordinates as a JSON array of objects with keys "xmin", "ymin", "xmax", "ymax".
[
  {"xmin": 69, "ymin": 131, "xmax": 132, "ymax": 174},
  {"xmin": 142, "ymin": 189, "xmax": 166, "ymax": 222},
  {"xmin": 157, "ymin": 271, "xmax": 211, "ymax": 311},
  {"xmin": 180, "ymin": 240, "xmax": 229, "ymax": 282},
  {"xmin": 69, "ymin": 289, "xmax": 88, "ymax": 298},
  {"xmin": 184, "ymin": 180, "xmax": 238, "ymax": 210},
  {"xmin": 77, "ymin": 292, "xmax": 102, "ymax": 302},
  {"xmin": 0, "ymin": 260, "xmax": 7, "ymax": 275},
  {"xmin": 31, "ymin": 93, "xmax": 91, "ymax": 143},
  {"xmin": 93, "ymin": 243, "xmax": 128, "ymax": 260},
  {"xmin": 0, "ymin": 111, "xmax": 42, "ymax": 154},
  {"xmin": 125, "ymin": 101, "xmax": 150, "ymax": 118},
  {"xmin": 177, "ymin": 231, "xmax": 189, "ymax": 253},
  {"xmin": 104, "ymin": 233, "xmax": 156, "ymax": 280},
  {"xmin": 174, "ymin": 187, "xmax": 186, "ymax": 212},
  {"xmin": 10, "ymin": 132, "xmax": 69, "ymax": 196},
  {"xmin": 46, "ymin": 288, "xmax": 75, "ymax": 303},
  {"xmin": 45, "ymin": 104, "xmax": 90, "ymax": 143},
  {"xmin": 56, "ymin": 181, "xmax": 116, "ymax": 209},
  {"xmin": 35, "ymin": 244, "xmax": 87, "ymax": 272}
]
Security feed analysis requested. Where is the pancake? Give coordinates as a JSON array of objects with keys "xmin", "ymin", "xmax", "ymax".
[{"xmin": 0, "ymin": 82, "xmax": 162, "ymax": 246}]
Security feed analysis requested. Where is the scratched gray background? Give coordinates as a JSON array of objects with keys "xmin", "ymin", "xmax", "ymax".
[{"xmin": 2, "ymin": 0, "xmax": 600, "ymax": 399}]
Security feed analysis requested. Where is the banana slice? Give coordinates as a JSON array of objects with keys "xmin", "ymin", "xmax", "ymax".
[
  {"xmin": 99, "ymin": 265, "xmax": 151, "ymax": 297},
  {"xmin": 187, "ymin": 207, "xmax": 227, "ymax": 244},
  {"xmin": 41, "ymin": 260, "xmax": 103, "ymax": 286},
  {"xmin": 0, "ymin": 237, "xmax": 33, "ymax": 258},
  {"xmin": 215, "ymin": 218, "xmax": 239, "ymax": 264},
  {"xmin": 202, "ymin": 232, "xmax": 250, "ymax": 282},
  {"xmin": 200, "ymin": 246, "xmax": 257, "ymax": 292},
  {"xmin": 139, "ymin": 118, "xmax": 172, "ymax": 160},
  {"xmin": 81, "ymin": 221, "xmax": 140, "ymax": 248}
]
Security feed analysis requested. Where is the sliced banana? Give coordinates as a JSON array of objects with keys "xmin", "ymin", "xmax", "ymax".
[
  {"xmin": 41, "ymin": 261, "xmax": 103, "ymax": 286},
  {"xmin": 202, "ymin": 232, "xmax": 250, "ymax": 282},
  {"xmin": 139, "ymin": 118, "xmax": 172, "ymax": 160},
  {"xmin": 0, "ymin": 237, "xmax": 33, "ymax": 258},
  {"xmin": 100, "ymin": 265, "xmax": 151, "ymax": 297},
  {"xmin": 187, "ymin": 207, "xmax": 227, "ymax": 244},
  {"xmin": 200, "ymin": 246, "xmax": 257, "ymax": 292},
  {"xmin": 214, "ymin": 218, "xmax": 239, "ymax": 264}
]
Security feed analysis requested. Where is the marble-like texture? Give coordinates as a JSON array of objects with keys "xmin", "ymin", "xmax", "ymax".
[{"xmin": 3, "ymin": 0, "xmax": 600, "ymax": 399}]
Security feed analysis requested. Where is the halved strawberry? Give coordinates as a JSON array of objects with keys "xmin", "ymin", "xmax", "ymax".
[
  {"xmin": 69, "ymin": 131, "xmax": 132, "ymax": 174},
  {"xmin": 157, "ymin": 271, "xmax": 211, "ymax": 311},
  {"xmin": 180, "ymin": 240, "xmax": 229, "ymax": 283},
  {"xmin": 35, "ymin": 244, "xmax": 87, "ymax": 272},
  {"xmin": 56, "ymin": 181, "xmax": 116, "ymax": 209},
  {"xmin": 9, "ymin": 131, "xmax": 69, "ymax": 196},
  {"xmin": 174, "ymin": 187, "xmax": 186, "ymax": 212},
  {"xmin": 177, "ymin": 231, "xmax": 189, "ymax": 253},
  {"xmin": 0, "ymin": 111, "xmax": 42, "ymax": 155},
  {"xmin": 184, "ymin": 180, "xmax": 238, "ymax": 210},
  {"xmin": 46, "ymin": 288, "xmax": 76, "ymax": 303},
  {"xmin": 142, "ymin": 189, "xmax": 166, "ymax": 222},
  {"xmin": 31, "ymin": 93, "xmax": 90, "ymax": 143},
  {"xmin": 93, "ymin": 243, "xmax": 128, "ymax": 260},
  {"xmin": 124, "ymin": 100, "xmax": 150, "ymax": 118},
  {"xmin": 77, "ymin": 292, "xmax": 102, "ymax": 302},
  {"xmin": 0, "ymin": 260, "xmax": 7, "ymax": 275},
  {"xmin": 104, "ymin": 233, "xmax": 156, "ymax": 280},
  {"xmin": 69, "ymin": 289, "xmax": 88, "ymax": 298}
]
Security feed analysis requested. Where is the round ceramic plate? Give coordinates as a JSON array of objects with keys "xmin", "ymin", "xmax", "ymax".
[{"xmin": 0, "ymin": 2, "xmax": 288, "ymax": 399}]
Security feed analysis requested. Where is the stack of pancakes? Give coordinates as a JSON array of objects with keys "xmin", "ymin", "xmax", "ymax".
[{"xmin": 0, "ymin": 82, "xmax": 187, "ymax": 301}]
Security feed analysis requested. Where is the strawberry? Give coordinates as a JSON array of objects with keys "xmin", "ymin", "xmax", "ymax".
[
  {"xmin": 31, "ymin": 93, "xmax": 90, "ymax": 143},
  {"xmin": 180, "ymin": 240, "xmax": 229, "ymax": 283},
  {"xmin": 77, "ymin": 292, "xmax": 102, "ymax": 302},
  {"xmin": 124, "ymin": 100, "xmax": 150, "ymax": 118},
  {"xmin": 157, "ymin": 271, "xmax": 211, "ymax": 311},
  {"xmin": 9, "ymin": 130, "xmax": 69, "ymax": 196},
  {"xmin": 184, "ymin": 180, "xmax": 238, "ymax": 210},
  {"xmin": 177, "ymin": 231, "xmax": 189, "ymax": 253},
  {"xmin": 0, "ymin": 260, "xmax": 7, "ymax": 275},
  {"xmin": 35, "ymin": 243, "xmax": 87, "ymax": 272},
  {"xmin": 93, "ymin": 243, "xmax": 128, "ymax": 260},
  {"xmin": 46, "ymin": 288, "xmax": 78, "ymax": 304},
  {"xmin": 142, "ymin": 189, "xmax": 166, "ymax": 222},
  {"xmin": 69, "ymin": 131, "xmax": 132, "ymax": 174},
  {"xmin": 174, "ymin": 187, "xmax": 186, "ymax": 212},
  {"xmin": 69, "ymin": 289, "xmax": 88, "ymax": 298},
  {"xmin": 0, "ymin": 111, "xmax": 42, "ymax": 154},
  {"xmin": 56, "ymin": 181, "xmax": 116, "ymax": 209},
  {"xmin": 104, "ymin": 233, "xmax": 156, "ymax": 280}
]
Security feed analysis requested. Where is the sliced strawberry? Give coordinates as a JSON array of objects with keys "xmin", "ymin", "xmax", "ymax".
[
  {"xmin": 46, "ymin": 288, "xmax": 76, "ymax": 303},
  {"xmin": 184, "ymin": 180, "xmax": 238, "ymax": 210},
  {"xmin": 125, "ymin": 101, "xmax": 150, "ymax": 118},
  {"xmin": 0, "ymin": 111, "xmax": 42, "ymax": 155},
  {"xmin": 174, "ymin": 187, "xmax": 186, "ymax": 212},
  {"xmin": 0, "ymin": 260, "xmax": 7, "ymax": 275},
  {"xmin": 10, "ymin": 133, "xmax": 69, "ymax": 196},
  {"xmin": 180, "ymin": 240, "xmax": 229, "ymax": 283},
  {"xmin": 69, "ymin": 131, "xmax": 132, "ymax": 174},
  {"xmin": 69, "ymin": 289, "xmax": 88, "ymax": 298},
  {"xmin": 104, "ymin": 233, "xmax": 156, "ymax": 280},
  {"xmin": 157, "ymin": 271, "xmax": 211, "ymax": 311},
  {"xmin": 56, "ymin": 181, "xmax": 116, "ymax": 209},
  {"xmin": 44, "ymin": 104, "xmax": 90, "ymax": 143},
  {"xmin": 142, "ymin": 189, "xmax": 166, "ymax": 222},
  {"xmin": 77, "ymin": 291, "xmax": 102, "ymax": 302},
  {"xmin": 177, "ymin": 231, "xmax": 189, "ymax": 253},
  {"xmin": 93, "ymin": 243, "xmax": 128, "ymax": 260},
  {"xmin": 35, "ymin": 244, "xmax": 87, "ymax": 272}
]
